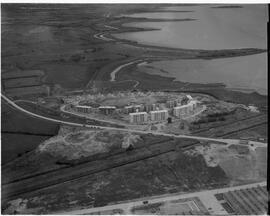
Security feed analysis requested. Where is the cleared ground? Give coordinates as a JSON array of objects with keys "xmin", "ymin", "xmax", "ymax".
[
  {"xmin": 2, "ymin": 125, "xmax": 230, "ymax": 214},
  {"xmin": 186, "ymin": 142, "xmax": 267, "ymax": 184}
]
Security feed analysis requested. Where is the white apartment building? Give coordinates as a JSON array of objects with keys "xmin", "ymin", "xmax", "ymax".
[
  {"xmin": 124, "ymin": 104, "xmax": 144, "ymax": 114},
  {"xmin": 98, "ymin": 106, "xmax": 116, "ymax": 115},
  {"xmin": 173, "ymin": 100, "xmax": 197, "ymax": 118},
  {"xmin": 75, "ymin": 105, "xmax": 92, "ymax": 113},
  {"xmin": 150, "ymin": 110, "xmax": 168, "ymax": 122},
  {"xmin": 129, "ymin": 112, "xmax": 148, "ymax": 124}
]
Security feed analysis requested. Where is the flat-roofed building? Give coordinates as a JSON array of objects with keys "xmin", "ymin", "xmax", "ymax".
[
  {"xmin": 173, "ymin": 106, "xmax": 182, "ymax": 117},
  {"xmin": 166, "ymin": 99, "xmax": 183, "ymax": 108},
  {"xmin": 186, "ymin": 95, "xmax": 193, "ymax": 100},
  {"xmin": 144, "ymin": 104, "xmax": 157, "ymax": 112},
  {"xmin": 173, "ymin": 100, "xmax": 197, "ymax": 118},
  {"xmin": 189, "ymin": 100, "xmax": 197, "ymax": 110},
  {"xmin": 150, "ymin": 110, "xmax": 168, "ymax": 122},
  {"xmin": 124, "ymin": 105, "xmax": 134, "ymax": 114},
  {"xmin": 75, "ymin": 105, "xmax": 92, "ymax": 113},
  {"xmin": 166, "ymin": 100, "xmax": 175, "ymax": 108},
  {"xmin": 124, "ymin": 104, "xmax": 144, "ymax": 114},
  {"xmin": 98, "ymin": 106, "xmax": 116, "ymax": 115},
  {"xmin": 174, "ymin": 104, "xmax": 192, "ymax": 117},
  {"xmin": 129, "ymin": 112, "xmax": 148, "ymax": 124}
]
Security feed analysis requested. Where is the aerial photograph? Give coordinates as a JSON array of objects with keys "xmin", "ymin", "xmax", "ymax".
[{"xmin": 1, "ymin": 2, "xmax": 268, "ymax": 215}]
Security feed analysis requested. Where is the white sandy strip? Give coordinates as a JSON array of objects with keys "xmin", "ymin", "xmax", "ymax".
[
  {"xmin": 104, "ymin": 25, "xmax": 118, "ymax": 30},
  {"xmin": 110, "ymin": 60, "xmax": 141, "ymax": 81}
]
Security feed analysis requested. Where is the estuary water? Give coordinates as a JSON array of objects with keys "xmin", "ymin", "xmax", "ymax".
[
  {"xmin": 139, "ymin": 53, "xmax": 267, "ymax": 95},
  {"xmin": 115, "ymin": 5, "xmax": 267, "ymax": 50},
  {"xmin": 114, "ymin": 5, "xmax": 268, "ymax": 94}
]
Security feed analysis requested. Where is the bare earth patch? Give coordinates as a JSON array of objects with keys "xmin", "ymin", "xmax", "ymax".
[
  {"xmin": 188, "ymin": 143, "xmax": 267, "ymax": 184},
  {"xmin": 38, "ymin": 129, "xmax": 141, "ymax": 160}
]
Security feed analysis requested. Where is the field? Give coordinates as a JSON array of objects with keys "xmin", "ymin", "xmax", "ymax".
[
  {"xmin": 223, "ymin": 123, "xmax": 268, "ymax": 140},
  {"xmin": 2, "ymin": 149, "xmax": 229, "ymax": 214},
  {"xmin": 191, "ymin": 113, "xmax": 267, "ymax": 138},
  {"xmin": 2, "ymin": 124, "xmax": 267, "ymax": 214},
  {"xmin": 4, "ymin": 77, "xmax": 42, "ymax": 88},
  {"xmin": 1, "ymin": 133, "xmax": 51, "ymax": 165},
  {"xmin": 5, "ymin": 85, "xmax": 50, "ymax": 97},
  {"xmin": 1, "ymin": 100, "xmax": 59, "ymax": 165},
  {"xmin": 2, "ymin": 125, "xmax": 231, "ymax": 214},
  {"xmin": 187, "ymin": 143, "xmax": 267, "ymax": 184},
  {"xmin": 2, "ymin": 69, "xmax": 48, "ymax": 97}
]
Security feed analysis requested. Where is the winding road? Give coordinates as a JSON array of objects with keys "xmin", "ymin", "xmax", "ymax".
[{"xmin": 110, "ymin": 60, "xmax": 142, "ymax": 81}]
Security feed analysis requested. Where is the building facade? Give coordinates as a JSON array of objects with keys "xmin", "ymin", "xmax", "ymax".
[
  {"xmin": 98, "ymin": 106, "xmax": 116, "ymax": 115},
  {"xmin": 144, "ymin": 104, "xmax": 158, "ymax": 112},
  {"xmin": 75, "ymin": 105, "xmax": 92, "ymax": 113},
  {"xmin": 124, "ymin": 104, "xmax": 144, "ymax": 114},
  {"xmin": 166, "ymin": 100, "xmax": 175, "ymax": 109},
  {"xmin": 129, "ymin": 112, "xmax": 148, "ymax": 124},
  {"xmin": 150, "ymin": 110, "xmax": 168, "ymax": 122},
  {"xmin": 173, "ymin": 100, "xmax": 197, "ymax": 118}
]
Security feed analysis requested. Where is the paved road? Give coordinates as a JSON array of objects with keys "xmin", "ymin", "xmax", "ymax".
[
  {"xmin": 57, "ymin": 181, "xmax": 266, "ymax": 215},
  {"xmin": 104, "ymin": 25, "xmax": 118, "ymax": 30},
  {"xmin": 2, "ymin": 94, "xmax": 267, "ymax": 148}
]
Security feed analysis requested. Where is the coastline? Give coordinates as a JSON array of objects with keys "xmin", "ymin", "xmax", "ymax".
[{"xmin": 97, "ymin": 13, "xmax": 267, "ymax": 97}]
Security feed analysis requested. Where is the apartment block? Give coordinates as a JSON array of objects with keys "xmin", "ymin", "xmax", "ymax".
[
  {"xmin": 129, "ymin": 112, "xmax": 148, "ymax": 124},
  {"xmin": 150, "ymin": 110, "xmax": 168, "ymax": 122},
  {"xmin": 98, "ymin": 106, "xmax": 116, "ymax": 115},
  {"xmin": 75, "ymin": 105, "xmax": 92, "ymax": 113}
]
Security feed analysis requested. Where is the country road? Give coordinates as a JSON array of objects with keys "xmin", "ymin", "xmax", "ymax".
[
  {"xmin": 1, "ymin": 94, "xmax": 267, "ymax": 148},
  {"xmin": 104, "ymin": 24, "xmax": 118, "ymax": 30},
  {"xmin": 110, "ymin": 59, "xmax": 142, "ymax": 81}
]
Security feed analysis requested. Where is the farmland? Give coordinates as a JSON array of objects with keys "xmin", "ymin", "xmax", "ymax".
[{"xmin": 2, "ymin": 142, "xmax": 229, "ymax": 214}]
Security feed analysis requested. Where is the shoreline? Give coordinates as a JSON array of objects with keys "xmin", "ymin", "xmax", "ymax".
[
  {"xmin": 88, "ymin": 13, "xmax": 267, "ymax": 56},
  {"xmin": 136, "ymin": 57, "xmax": 267, "ymax": 96},
  {"xmin": 96, "ymin": 14, "xmax": 267, "ymax": 97}
]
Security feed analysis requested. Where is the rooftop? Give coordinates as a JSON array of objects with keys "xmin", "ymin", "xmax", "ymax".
[
  {"xmin": 99, "ymin": 106, "xmax": 116, "ymax": 109},
  {"xmin": 76, "ymin": 105, "xmax": 92, "ymax": 109},
  {"xmin": 150, "ymin": 110, "xmax": 168, "ymax": 113},
  {"xmin": 129, "ymin": 112, "xmax": 148, "ymax": 116}
]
